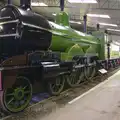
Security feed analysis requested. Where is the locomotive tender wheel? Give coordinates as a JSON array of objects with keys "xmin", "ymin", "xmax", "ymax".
[
  {"xmin": 0, "ymin": 76, "xmax": 32, "ymax": 113},
  {"xmin": 66, "ymin": 68, "xmax": 84, "ymax": 87},
  {"xmin": 48, "ymin": 75, "xmax": 65, "ymax": 96}
]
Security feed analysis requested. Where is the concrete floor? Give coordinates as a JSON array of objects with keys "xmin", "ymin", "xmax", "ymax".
[{"xmin": 39, "ymin": 70, "xmax": 120, "ymax": 120}]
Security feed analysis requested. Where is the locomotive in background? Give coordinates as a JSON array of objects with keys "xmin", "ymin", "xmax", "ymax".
[{"xmin": 0, "ymin": 0, "xmax": 119, "ymax": 113}]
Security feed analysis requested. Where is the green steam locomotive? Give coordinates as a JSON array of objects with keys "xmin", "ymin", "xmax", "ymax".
[{"xmin": 0, "ymin": 3, "xmax": 119, "ymax": 113}]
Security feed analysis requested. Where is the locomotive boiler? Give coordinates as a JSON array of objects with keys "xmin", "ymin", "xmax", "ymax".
[{"xmin": 0, "ymin": 3, "xmax": 119, "ymax": 113}]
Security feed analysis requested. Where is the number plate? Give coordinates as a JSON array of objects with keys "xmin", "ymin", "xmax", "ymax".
[{"xmin": 99, "ymin": 69, "xmax": 107, "ymax": 74}]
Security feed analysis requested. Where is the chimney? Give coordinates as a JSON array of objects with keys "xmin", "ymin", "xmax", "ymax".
[
  {"xmin": 20, "ymin": 0, "xmax": 31, "ymax": 10},
  {"xmin": 7, "ymin": 0, "xmax": 12, "ymax": 4}
]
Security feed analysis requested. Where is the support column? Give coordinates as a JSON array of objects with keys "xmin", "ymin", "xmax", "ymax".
[
  {"xmin": 7, "ymin": 0, "xmax": 12, "ymax": 4},
  {"xmin": 105, "ymin": 30, "xmax": 110, "ymax": 60},
  {"xmin": 107, "ymin": 43, "xmax": 110, "ymax": 60},
  {"xmin": 83, "ymin": 15, "xmax": 87, "ymax": 33},
  {"xmin": 60, "ymin": 0, "xmax": 65, "ymax": 11},
  {"xmin": 97, "ymin": 23, "xmax": 100, "ymax": 31},
  {"xmin": 119, "ymin": 46, "xmax": 120, "ymax": 58}
]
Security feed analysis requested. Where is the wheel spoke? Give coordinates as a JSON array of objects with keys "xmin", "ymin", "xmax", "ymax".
[
  {"xmin": 24, "ymin": 91, "xmax": 31, "ymax": 94},
  {"xmin": 6, "ymin": 93, "xmax": 14, "ymax": 96},
  {"xmin": 85, "ymin": 66, "xmax": 96, "ymax": 79},
  {"xmin": 55, "ymin": 86, "xmax": 59, "ymax": 92},
  {"xmin": 51, "ymin": 84, "xmax": 56, "ymax": 89},
  {"xmin": 23, "ymin": 85, "xmax": 28, "ymax": 90},
  {"xmin": 14, "ymin": 101, "xmax": 20, "ymax": 108},
  {"xmin": 7, "ymin": 97, "xmax": 14, "ymax": 105}
]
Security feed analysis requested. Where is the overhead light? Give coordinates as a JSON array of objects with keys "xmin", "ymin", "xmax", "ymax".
[
  {"xmin": 31, "ymin": 2, "xmax": 48, "ymax": 6},
  {"xmin": 87, "ymin": 14, "xmax": 110, "ymax": 18},
  {"xmin": 52, "ymin": 13, "xmax": 56, "ymax": 16},
  {"xmin": 68, "ymin": 0, "xmax": 97, "ymax": 3},
  {"xmin": 107, "ymin": 28, "xmax": 120, "ymax": 32},
  {"xmin": 70, "ymin": 21, "xmax": 81, "ymax": 24},
  {"xmin": 113, "ymin": 41, "xmax": 120, "ymax": 46},
  {"xmin": 0, "ymin": 25, "xmax": 3, "ymax": 32},
  {"xmin": 99, "ymin": 23, "xmax": 118, "ymax": 27}
]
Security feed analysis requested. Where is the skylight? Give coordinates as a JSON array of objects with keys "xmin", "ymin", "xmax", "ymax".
[
  {"xmin": 68, "ymin": 0, "xmax": 97, "ymax": 3},
  {"xmin": 31, "ymin": 2, "xmax": 48, "ymax": 6},
  {"xmin": 107, "ymin": 28, "xmax": 120, "ymax": 32},
  {"xmin": 99, "ymin": 23, "xmax": 117, "ymax": 27},
  {"xmin": 87, "ymin": 14, "xmax": 110, "ymax": 18}
]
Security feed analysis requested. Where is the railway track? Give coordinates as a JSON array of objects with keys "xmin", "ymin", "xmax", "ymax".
[{"xmin": 0, "ymin": 67, "xmax": 119, "ymax": 120}]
